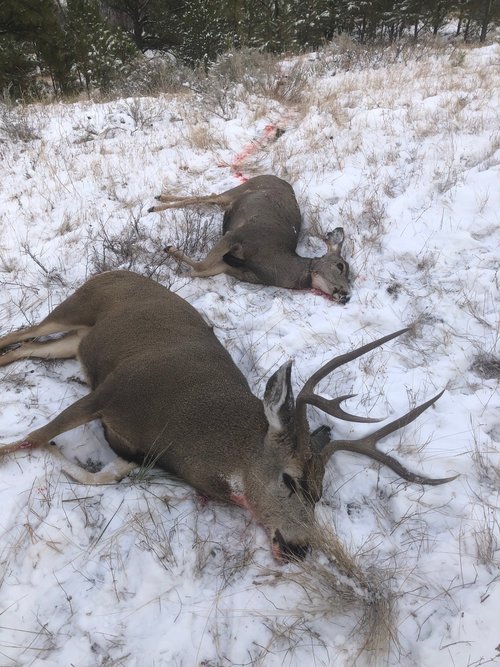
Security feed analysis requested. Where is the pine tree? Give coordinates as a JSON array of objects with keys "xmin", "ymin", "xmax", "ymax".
[
  {"xmin": 168, "ymin": 0, "xmax": 234, "ymax": 67},
  {"xmin": 0, "ymin": 0, "xmax": 70, "ymax": 97},
  {"xmin": 65, "ymin": 0, "xmax": 138, "ymax": 90},
  {"xmin": 462, "ymin": 0, "xmax": 499, "ymax": 40},
  {"xmin": 101, "ymin": 0, "xmax": 181, "ymax": 52}
]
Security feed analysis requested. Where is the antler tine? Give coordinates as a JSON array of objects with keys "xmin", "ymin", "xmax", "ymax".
[
  {"xmin": 295, "ymin": 328, "xmax": 410, "ymax": 455},
  {"xmin": 306, "ymin": 394, "xmax": 384, "ymax": 423},
  {"xmin": 323, "ymin": 389, "xmax": 459, "ymax": 486}
]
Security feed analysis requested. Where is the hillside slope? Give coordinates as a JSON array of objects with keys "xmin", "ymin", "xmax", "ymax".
[{"xmin": 0, "ymin": 41, "xmax": 498, "ymax": 666}]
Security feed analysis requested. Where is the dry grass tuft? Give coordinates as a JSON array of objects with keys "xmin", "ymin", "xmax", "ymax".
[
  {"xmin": 163, "ymin": 209, "xmax": 220, "ymax": 264},
  {"xmin": 473, "ymin": 504, "xmax": 500, "ymax": 570},
  {"xmin": 0, "ymin": 102, "xmax": 43, "ymax": 142},
  {"xmin": 471, "ymin": 437, "xmax": 500, "ymax": 490},
  {"xmin": 268, "ymin": 526, "xmax": 399, "ymax": 663},
  {"xmin": 470, "ymin": 353, "xmax": 500, "ymax": 380},
  {"xmin": 131, "ymin": 499, "xmax": 177, "ymax": 570}
]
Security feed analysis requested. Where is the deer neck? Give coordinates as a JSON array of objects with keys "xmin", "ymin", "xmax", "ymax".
[{"xmin": 271, "ymin": 255, "xmax": 313, "ymax": 289}]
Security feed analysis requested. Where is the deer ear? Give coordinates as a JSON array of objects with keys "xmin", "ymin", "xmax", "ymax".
[
  {"xmin": 325, "ymin": 227, "xmax": 344, "ymax": 256},
  {"xmin": 263, "ymin": 360, "xmax": 295, "ymax": 433}
]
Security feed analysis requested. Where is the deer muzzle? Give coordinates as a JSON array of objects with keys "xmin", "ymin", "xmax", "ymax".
[{"xmin": 338, "ymin": 292, "xmax": 350, "ymax": 305}]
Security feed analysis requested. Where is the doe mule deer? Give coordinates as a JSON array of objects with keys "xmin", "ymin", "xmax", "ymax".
[
  {"xmin": 0, "ymin": 271, "xmax": 457, "ymax": 561},
  {"xmin": 149, "ymin": 175, "xmax": 351, "ymax": 303}
]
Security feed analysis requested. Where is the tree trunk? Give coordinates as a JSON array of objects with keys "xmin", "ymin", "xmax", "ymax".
[
  {"xmin": 480, "ymin": 0, "xmax": 492, "ymax": 42},
  {"xmin": 463, "ymin": 17, "xmax": 471, "ymax": 41},
  {"xmin": 360, "ymin": 15, "xmax": 366, "ymax": 42},
  {"xmin": 133, "ymin": 17, "xmax": 145, "ymax": 50}
]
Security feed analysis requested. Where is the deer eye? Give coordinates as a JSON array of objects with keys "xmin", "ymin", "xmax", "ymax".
[
  {"xmin": 282, "ymin": 473, "xmax": 298, "ymax": 495},
  {"xmin": 337, "ymin": 262, "xmax": 344, "ymax": 273}
]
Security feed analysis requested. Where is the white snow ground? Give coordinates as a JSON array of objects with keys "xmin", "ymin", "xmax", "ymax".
[{"xmin": 0, "ymin": 41, "xmax": 499, "ymax": 666}]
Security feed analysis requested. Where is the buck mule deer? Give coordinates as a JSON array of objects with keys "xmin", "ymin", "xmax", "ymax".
[
  {"xmin": 0, "ymin": 271, "xmax": 457, "ymax": 561},
  {"xmin": 149, "ymin": 175, "xmax": 350, "ymax": 303}
]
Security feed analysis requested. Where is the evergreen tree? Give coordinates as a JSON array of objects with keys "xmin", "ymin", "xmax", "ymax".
[
  {"xmin": 429, "ymin": 0, "xmax": 457, "ymax": 34},
  {"xmin": 101, "ymin": 0, "xmax": 181, "ymax": 52},
  {"xmin": 65, "ymin": 0, "xmax": 138, "ymax": 90},
  {"xmin": 0, "ymin": 36, "xmax": 36, "ymax": 98},
  {"xmin": 0, "ymin": 0, "xmax": 70, "ymax": 97},
  {"xmin": 479, "ymin": 0, "xmax": 497, "ymax": 40},
  {"xmin": 462, "ymin": 0, "xmax": 499, "ymax": 40},
  {"xmin": 1, "ymin": 0, "xmax": 498, "ymax": 99},
  {"xmin": 289, "ymin": 0, "xmax": 332, "ymax": 49},
  {"xmin": 169, "ymin": 0, "xmax": 233, "ymax": 67}
]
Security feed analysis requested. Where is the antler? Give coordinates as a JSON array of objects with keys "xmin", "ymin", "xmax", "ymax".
[
  {"xmin": 295, "ymin": 328, "xmax": 409, "ymax": 454},
  {"xmin": 319, "ymin": 390, "xmax": 458, "ymax": 485},
  {"xmin": 295, "ymin": 328, "xmax": 458, "ymax": 485}
]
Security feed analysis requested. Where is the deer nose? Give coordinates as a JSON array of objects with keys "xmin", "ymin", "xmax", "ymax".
[
  {"xmin": 339, "ymin": 294, "xmax": 350, "ymax": 305},
  {"xmin": 273, "ymin": 530, "xmax": 310, "ymax": 561}
]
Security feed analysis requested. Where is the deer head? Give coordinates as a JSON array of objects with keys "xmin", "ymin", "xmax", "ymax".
[
  {"xmin": 310, "ymin": 227, "xmax": 350, "ymax": 303},
  {"xmin": 244, "ymin": 328, "xmax": 457, "ymax": 562}
]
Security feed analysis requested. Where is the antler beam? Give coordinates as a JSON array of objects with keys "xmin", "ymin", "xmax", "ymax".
[
  {"xmin": 295, "ymin": 327, "xmax": 410, "ymax": 454},
  {"xmin": 322, "ymin": 389, "xmax": 458, "ymax": 485}
]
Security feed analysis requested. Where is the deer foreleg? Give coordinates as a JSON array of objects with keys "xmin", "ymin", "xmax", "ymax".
[
  {"xmin": 0, "ymin": 392, "xmax": 100, "ymax": 459},
  {"xmin": 165, "ymin": 237, "xmax": 242, "ymax": 278},
  {"xmin": 45, "ymin": 444, "xmax": 137, "ymax": 484},
  {"xmin": 0, "ymin": 391, "xmax": 137, "ymax": 484},
  {"xmin": 0, "ymin": 440, "xmax": 136, "ymax": 484}
]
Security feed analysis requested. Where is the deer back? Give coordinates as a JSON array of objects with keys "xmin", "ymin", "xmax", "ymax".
[
  {"xmin": 69, "ymin": 272, "xmax": 263, "ymax": 460},
  {"xmin": 221, "ymin": 178, "xmax": 315, "ymax": 289}
]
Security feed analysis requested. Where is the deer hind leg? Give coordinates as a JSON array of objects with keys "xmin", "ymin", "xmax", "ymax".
[
  {"xmin": 165, "ymin": 236, "xmax": 243, "ymax": 278},
  {"xmin": 150, "ymin": 178, "xmax": 275, "ymax": 214},
  {"xmin": 149, "ymin": 176, "xmax": 266, "ymax": 213},
  {"xmin": 0, "ymin": 330, "xmax": 84, "ymax": 367},
  {"xmin": 0, "ymin": 319, "xmax": 75, "ymax": 352},
  {"xmin": 149, "ymin": 192, "xmax": 232, "ymax": 214}
]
